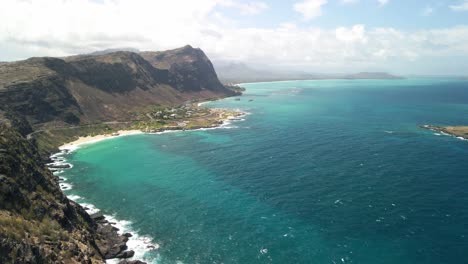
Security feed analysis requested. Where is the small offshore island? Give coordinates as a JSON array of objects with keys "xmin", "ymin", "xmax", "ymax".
[{"xmin": 421, "ymin": 125, "xmax": 468, "ymax": 140}]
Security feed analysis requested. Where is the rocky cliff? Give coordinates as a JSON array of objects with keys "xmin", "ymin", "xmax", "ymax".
[
  {"xmin": 0, "ymin": 46, "xmax": 237, "ymax": 129},
  {"xmin": 140, "ymin": 45, "xmax": 229, "ymax": 94},
  {"xmin": 0, "ymin": 114, "xmax": 103, "ymax": 263},
  {"xmin": 0, "ymin": 46, "xmax": 238, "ymax": 263}
]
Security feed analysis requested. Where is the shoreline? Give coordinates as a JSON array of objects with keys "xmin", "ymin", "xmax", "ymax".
[
  {"xmin": 49, "ymin": 153, "xmax": 160, "ymax": 263},
  {"xmin": 50, "ymin": 105, "xmax": 248, "ymax": 263},
  {"xmin": 59, "ymin": 130, "xmax": 144, "ymax": 151},
  {"xmin": 59, "ymin": 103, "xmax": 246, "ymax": 152},
  {"xmin": 421, "ymin": 125, "xmax": 468, "ymax": 141}
]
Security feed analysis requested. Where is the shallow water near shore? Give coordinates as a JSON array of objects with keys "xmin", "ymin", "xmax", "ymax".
[{"xmin": 59, "ymin": 78, "xmax": 468, "ymax": 264}]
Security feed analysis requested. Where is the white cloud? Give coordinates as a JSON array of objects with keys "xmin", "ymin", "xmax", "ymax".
[
  {"xmin": 1, "ymin": 0, "xmax": 468, "ymax": 74},
  {"xmin": 218, "ymin": 0, "xmax": 269, "ymax": 15},
  {"xmin": 341, "ymin": 0, "xmax": 359, "ymax": 4},
  {"xmin": 335, "ymin": 25, "xmax": 367, "ymax": 43},
  {"xmin": 422, "ymin": 7, "xmax": 434, "ymax": 16},
  {"xmin": 293, "ymin": 0, "xmax": 328, "ymax": 20},
  {"xmin": 378, "ymin": 0, "xmax": 389, "ymax": 6},
  {"xmin": 450, "ymin": 0, "xmax": 468, "ymax": 11}
]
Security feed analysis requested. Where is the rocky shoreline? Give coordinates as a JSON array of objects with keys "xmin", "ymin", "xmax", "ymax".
[
  {"xmin": 421, "ymin": 125, "xmax": 468, "ymax": 140},
  {"xmin": 47, "ymin": 154, "xmax": 150, "ymax": 264},
  {"xmin": 0, "ymin": 44, "xmax": 244, "ymax": 263},
  {"xmin": 46, "ymin": 109, "xmax": 247, "ymax": 263}
]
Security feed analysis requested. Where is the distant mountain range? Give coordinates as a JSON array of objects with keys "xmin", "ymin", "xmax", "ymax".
[
  {"xmin": 213, "ymin": 61, "xmax": 404, "ymax": 83},
  {"xmin": 87, "ymin": 47, "xmax": 141, "ymax": 55}
]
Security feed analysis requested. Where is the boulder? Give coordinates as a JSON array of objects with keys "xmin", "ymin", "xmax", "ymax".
[
  {"xmin": 118, "ymin": 260, "xmax": 147, "ymax": 264},
  {"xmin": 48, "ymin": 164, "xmax": 71, "ymax": 169},
  {"xmin": 90, "ymin": 212, "xmax": 105, "ymax": 221},
  {"xmin": 116, "ymin": 250, "xmax": 135, "ymax": 258},
  {"xmin": 96, "ymin": 224, "xmax": 129, "ymax": 259}
]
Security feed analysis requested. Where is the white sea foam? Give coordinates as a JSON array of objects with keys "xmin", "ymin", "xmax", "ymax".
[
  {"xmin": 67, "ymin": 195, "xmax": 82, "ymax": 202},
  {"xmin": 50, "ymin": 150, "xmax": 67, "ymax": 159},
  {"xmin": 104, "ymin": 214, "xmax": 159, "ymax": 263},
  {"xmin": 50, "ymin": 151, "xmax": 159, "ymax": 263},
  {"xmin": 60, "ymin": 144, "xmax": 81, "ymax": 153},
  {"xmin": 79, "ymin": 203, "xmax": 100, "ymax": 215},
  {"xmin": 48, "ymin": 106, "xmax": 250, "ymax": 264},
  {"xmin": 59, "ymin": 182, "xmax": 72, "ymax": 190},
  {"xmin": 53, "ymin": 170, "xmax": 65, "ymax": 175}
]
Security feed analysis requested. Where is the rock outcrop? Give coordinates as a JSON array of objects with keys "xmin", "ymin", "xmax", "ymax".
[
  {"xmin": 140, "ymin": 45, "xmax": 234, "ymax": 94},
  {"xmin": 0, "ymin": 115, "xmax": 104, "ymax": 263}
]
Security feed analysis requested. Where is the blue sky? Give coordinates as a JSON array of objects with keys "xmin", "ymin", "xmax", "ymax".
[
  {"xmin": 216, "ymin": 0, "xmax": 468, "ymax": 29},
  {"xmin": 1, "ymin": 0, "xmax": 468, "ymax": 75}
]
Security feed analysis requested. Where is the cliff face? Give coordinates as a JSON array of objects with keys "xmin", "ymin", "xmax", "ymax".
[
  {"xmin": 0, "ymin": 46, "xmax": 236, "ymax": 129},
  {"xmin": 0, "ymin": 115, "xmax": 103, "ymax": 263},
  {"xmin": 140, "ymin": 45, "xmax": 231, "ymax": 94}
]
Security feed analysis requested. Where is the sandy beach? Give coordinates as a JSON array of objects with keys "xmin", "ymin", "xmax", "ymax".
[
  {"xmin": 197, "ymin": 101, "xmax": 210, "ymax": 107},
  {"xmin": 58, "ymin": 105, "xmax": 245, "ymax": 152},
  {"xmin": 59, "ymin": 130, "xmax": 143, "ymax": 151}
]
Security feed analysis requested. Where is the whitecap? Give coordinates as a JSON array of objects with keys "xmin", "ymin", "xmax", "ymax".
[
  {"xmin": 53, "ymin": 170, "xmax": 65, "ymax": 175},
  {"xmin": 79, "ymin": 203, "xmax": 100, "ymax": 214},
  {"xmin": 67, "ymin": 195, "xmax": 82, "ymax": 202},
  {"xmin": 104, "ymin": 214, "xmax": 159, "ymax": 262},
  {"xmin": 59, "ymin": 182, "xmax": 72, "ymax": 190}
]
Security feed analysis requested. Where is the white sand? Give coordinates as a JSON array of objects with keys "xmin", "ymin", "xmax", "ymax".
[
  {"xmin": 197, "ymin": 101, "xmax": 209, "ymax": 107},
  {"xmin": 59, "ymin": 130, "xmax": 143, "ymax": 151}
]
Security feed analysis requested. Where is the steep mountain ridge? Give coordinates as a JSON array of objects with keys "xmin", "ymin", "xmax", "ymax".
[
  {"xmin": 0, "ymin": 46, "xmax": 237, "ymax": 129},
  {"xmin": 140, "ymin": 45, "xmax": 228, "ymax": 93}
]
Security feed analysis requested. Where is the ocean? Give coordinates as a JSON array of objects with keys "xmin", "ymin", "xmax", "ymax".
[{"xmin": 54, "ymin": 78, "xmax": 468, "ymax": 264}]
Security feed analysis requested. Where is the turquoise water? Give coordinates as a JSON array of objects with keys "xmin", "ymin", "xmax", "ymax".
[{"xmin": 60, "ymin": 79, "xmax": 468, "ymax": 264}]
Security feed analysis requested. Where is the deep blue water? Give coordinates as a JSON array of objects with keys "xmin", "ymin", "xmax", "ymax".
[{"xmin": 60, "ymin": 79, "xmax": 468, "ymax": 263}]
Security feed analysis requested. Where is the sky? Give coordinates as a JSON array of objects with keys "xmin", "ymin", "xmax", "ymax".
[{"xmin": 1, "ymin": 0, "xmax": 468, "ymax": 75}]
